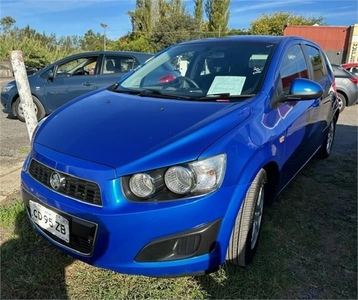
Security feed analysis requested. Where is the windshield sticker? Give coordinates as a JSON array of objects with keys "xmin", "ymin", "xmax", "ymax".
[{"xmin": 207, "ymin": 76, "xmax": 246, "ymax": 95}]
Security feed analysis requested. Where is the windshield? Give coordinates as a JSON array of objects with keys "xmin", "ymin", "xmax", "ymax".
[{"xmin": 118, "ymin": 40, "xmax": 276, "ymax": 100}]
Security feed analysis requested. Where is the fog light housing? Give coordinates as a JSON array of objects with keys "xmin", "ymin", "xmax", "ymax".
[{"xmin": 135, "ymin": 219, "xmax": 222, "ymax": 262}]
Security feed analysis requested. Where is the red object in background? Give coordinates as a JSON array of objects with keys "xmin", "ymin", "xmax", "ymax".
[
  {"xmin": 158, "ymin": 74, "xmax": 176, "ymax": 83},
  {"xmin": 341, "ymin": 62, "xmax": 358, "ymax": 78},
  {"xmin": 341, "ymin": 62, "xmax": 358, "ymax": 69},
  {"xmin": 349, "ymin": 77, "xmax": 358, "ymax": 85}
]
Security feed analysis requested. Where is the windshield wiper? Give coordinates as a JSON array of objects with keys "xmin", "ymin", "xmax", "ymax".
[
  {"xmin": 138, "ymin": 88, "xmax": 163, "ymax": 96},
  {"xmin": 138, "ymin": 89, "xmax": 192, "ymax": 100},
  {"xmin": 110, "ymin": 87, "xmax": 193, "ymax": 100},
  {"xmin": 195, "ymin": 93, "xmax": 256, "ymax": 101}
]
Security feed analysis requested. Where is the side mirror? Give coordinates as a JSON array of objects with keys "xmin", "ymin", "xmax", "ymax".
[{"xmin": 287, "ymin": 78, "xmax": 323, "ymax": 100}]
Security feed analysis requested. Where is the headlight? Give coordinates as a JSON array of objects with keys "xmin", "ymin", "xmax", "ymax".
[
  {"xmin": 125, "ymin": 154, "xmax": 226, "ymax": 200},
  {"xmin": 129, "ymin": 173, "xmax": 155, "ymax": 197},
  {"xmin": 164, "ymin": 166, "xmax": 194, "ymax": 194},
  {"xmin": 2, "ymin": 84, "xmax": 15, "ymax": 93}
]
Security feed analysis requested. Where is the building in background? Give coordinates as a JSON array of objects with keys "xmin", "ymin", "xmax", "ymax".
[{"xmin": 284, "ymin": 24, "xmax": 358, "ymax": 64}]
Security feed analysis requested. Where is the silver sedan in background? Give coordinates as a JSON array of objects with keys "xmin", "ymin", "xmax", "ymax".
[{"xmin": 331, "ymin": 63, "xmax": 358, "ymax": 112}]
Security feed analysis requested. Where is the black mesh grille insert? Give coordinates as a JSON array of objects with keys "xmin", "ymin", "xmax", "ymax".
[{"xmin": 29, "ymin": 159, "xmax": 102, "ymax": 206}]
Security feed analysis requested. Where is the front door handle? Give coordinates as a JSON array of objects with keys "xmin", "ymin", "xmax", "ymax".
[{"xmin": 82, "ymin": 82, "xmax": 94, "ymax": 86}]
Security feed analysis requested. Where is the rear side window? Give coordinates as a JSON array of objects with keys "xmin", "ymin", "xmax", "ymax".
[
  {"xmin": 103, "ymin": 56, "xmax": 140, "ymax": 74},
  {"xmin": 280, "ymin": 44, "xmax": 308, "ymax": 93},
  {"xmin": 304, "ymin": 45, "xmax": 328, "ymax": 82}
]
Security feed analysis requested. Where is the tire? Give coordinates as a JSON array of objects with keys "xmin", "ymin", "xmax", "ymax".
[
  {"xmin": 226, "ymin": 169, "xmax": 267, "ymax": 266},
  {"xmin": 13, "ymin": 96, "xmax": 46, "ymax": 122},
  {"xmin": 318, "ymin": 116, "xmax": 336, "ymax": 159},
  {"xmin": 337, "ymin": 92, "xmax": 346, "ymax": 113}
]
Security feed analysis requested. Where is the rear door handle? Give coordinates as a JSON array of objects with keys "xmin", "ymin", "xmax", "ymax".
[{"xmin": 82, "ymin": 82, "xmax": 94, "ymax": 86}]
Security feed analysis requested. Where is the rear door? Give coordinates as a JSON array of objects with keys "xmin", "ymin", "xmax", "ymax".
[
  {"xmin": 93, "ymin": 54, "xmax": 143, "ymax": 89},
  {"xmin": 303, "ymin": 44, "xmax": 335, "ymax": 150}
]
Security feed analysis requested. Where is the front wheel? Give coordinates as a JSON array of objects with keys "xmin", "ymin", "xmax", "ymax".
[
  {"xmin": 13, "ymin": 96, "xmax": 46, "ymax": 122},
  {"xmin": 226, "ymin": 169, "xmax": 267, "ymax": 266}
]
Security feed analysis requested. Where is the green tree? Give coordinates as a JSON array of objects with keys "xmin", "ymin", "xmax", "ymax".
[
  {"xmin": 168, "ymin": 0, "xmax": 186, "ymax": 14},
  {"xmin": 127, "ymin": 0, "xmax": 153, "ymax": 34},
  {"xmin": 0, "ymin": 18, "xmax": 82, "ymax": 67},
  {"xmin": 116, "ymin": 35, "xmax": 153, "ymax": 53},
  {"xmin": 194, "ymin": 0, "xmax": 203, "ymax": 24},
  {"xmin": 250, "ymin": 11, "xmax": 325, "ymax": 36},
  {"xmin": 205, "ymin": 0, "xmax": 230, "ymax": 36},
  {"xmin": 80, "ymin": 30, "xmax": 103, "ymax": 51},
  {"xmin": 193, "ymin": 0, "xmax": 204, "ymax": 28},
  {"xmin": 150, "ymin": 11, "xmax": 198, "ymax": 52},
  {"xmin": 228, "ymin": 28, "xmax": 250, "ymax": 36},
  {"xmin": 0, "ymin": 16, "xmax": 16, "ymax": 33}
]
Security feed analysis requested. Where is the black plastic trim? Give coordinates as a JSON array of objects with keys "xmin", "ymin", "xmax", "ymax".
[{"xmin": 135, "ymin": 218, "xmax": 222, "ymax": 262}]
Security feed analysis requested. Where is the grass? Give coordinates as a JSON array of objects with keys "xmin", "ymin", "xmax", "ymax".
[
  {"xmin": 1, "ymin": 153, "xmax": 356, "ymax": 299},
  {"xmin": 18, "ymin": 146, "xmax": 30, "ymax": 154}
]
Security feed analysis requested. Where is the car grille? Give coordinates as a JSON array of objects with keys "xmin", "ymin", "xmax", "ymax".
[{"xmin": 29, "ymin": 159, "xmax": 102, "ymax": 206}]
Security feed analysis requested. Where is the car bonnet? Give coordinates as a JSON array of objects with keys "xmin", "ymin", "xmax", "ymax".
[{"xmin": 34, "ymin": 89, "xmax": 251, "ymax": 176}]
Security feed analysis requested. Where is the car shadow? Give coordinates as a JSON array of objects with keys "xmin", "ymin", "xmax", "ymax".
[
  {"xmin": 1, "ymin": 204, "xmax": 111, "ymax": 299},
  {"xmin": 5, "ymin": 113, "xmax": 17, "ymax": 120},
  {"xmin": 1, "ymin": 208, "xmax": 73, "ymax": 299}
]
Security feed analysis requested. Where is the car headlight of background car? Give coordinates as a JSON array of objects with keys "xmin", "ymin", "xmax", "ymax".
[
  {"xmin": 123, "ymin": 154, "xmax": 227, "ymax": 201},
  {"xmin": 2, "ymin": 84, "xmax": 15, "ymax": 92}
]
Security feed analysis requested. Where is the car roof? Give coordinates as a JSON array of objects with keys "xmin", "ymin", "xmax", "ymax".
[
  {"xmin": 63, "ymin": 50, "xmax": 153, "ymax": 59},
  {"xmin": 177, "ymin": 35, "xmax": 309, "ymax": 46}
]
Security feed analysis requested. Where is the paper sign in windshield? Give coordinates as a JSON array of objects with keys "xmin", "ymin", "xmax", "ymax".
[{"xmin": 207, "ymin": 76, "xmax": 246, "ymax": 95}]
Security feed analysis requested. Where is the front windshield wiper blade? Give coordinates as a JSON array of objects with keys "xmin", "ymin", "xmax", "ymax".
[
  {"xmin": 138, "ymin": 89, "xmax": 193, "ymax": 100},
  {"xmin": 195, "ymin": 93, "xmax": 256, "ymax": 101},
  {"xmin": 110, "ymin": 87, "xmax": 192, "ymax": 100}
]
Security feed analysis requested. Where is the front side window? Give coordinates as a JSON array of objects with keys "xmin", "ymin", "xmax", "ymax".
[
  {"xmin": 280, "ymin": 44, "xmax": 308, "ymax": 93},
  {"xmin": 119, "ymin": 41, "xmax": 275, "ymax": 100},
  {"xmin": 57, "ymin": 57, "xmax": 98, "ymax": 77},
  {"xmin": 304, "ymin": 45, "xmax": 327, "ymax": 82}
]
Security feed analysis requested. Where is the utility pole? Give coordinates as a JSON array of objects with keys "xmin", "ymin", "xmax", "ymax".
[
  {"xmin": 100, "ymin": 23, "xmax": 108, "ymax": 51},
  {"xmin": 10, "ymin": 50, "xmax": 38, "ymax": 140}
]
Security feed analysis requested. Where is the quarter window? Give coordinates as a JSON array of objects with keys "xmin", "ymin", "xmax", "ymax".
[{"xmin": 280, "ymin": 45, "xmax": 308, "ymax": 93}]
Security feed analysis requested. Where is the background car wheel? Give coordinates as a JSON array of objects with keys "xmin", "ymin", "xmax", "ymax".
[
  {"xmin": 226, "ymin": 169, "xmax": 267, "ymax": 267},
  {"xmin": 318, "ymin": 116, "xmax": 337, "ymax": 159},
  {"xmin": 13, "ymin": 96, "xmax": 46, "ymax": 122},
  {"xmin": 337, "ymin": 92, "xmax": 346, "ymax": 113}
]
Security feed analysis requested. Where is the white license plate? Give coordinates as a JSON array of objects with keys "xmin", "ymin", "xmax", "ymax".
[{"xmin": 29, "ymin": 200, "xmax": 69, "ymax": 243}]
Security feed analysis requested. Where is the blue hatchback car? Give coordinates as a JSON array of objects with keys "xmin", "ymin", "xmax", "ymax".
[
  {"xmin": 1, "ymin": 51, "xmax": 153, "ymax": 122},
  {"xmin": 21, "ymin": 36, "xmax": 339, "ymax": 277}
]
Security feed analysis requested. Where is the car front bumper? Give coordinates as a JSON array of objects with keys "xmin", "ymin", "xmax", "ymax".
[
  {"xmin": 21, "ymin": 146, "xmax": 249, "ymax": 277},
  {"xmin": 1, "ymin": 91, "xmax": 14, "ymax": 114}
]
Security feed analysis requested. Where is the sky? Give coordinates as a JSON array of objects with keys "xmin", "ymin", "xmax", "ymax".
[{"xmin": 1, "ymin": 0, "xmax": 357, "ymax": 40}]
